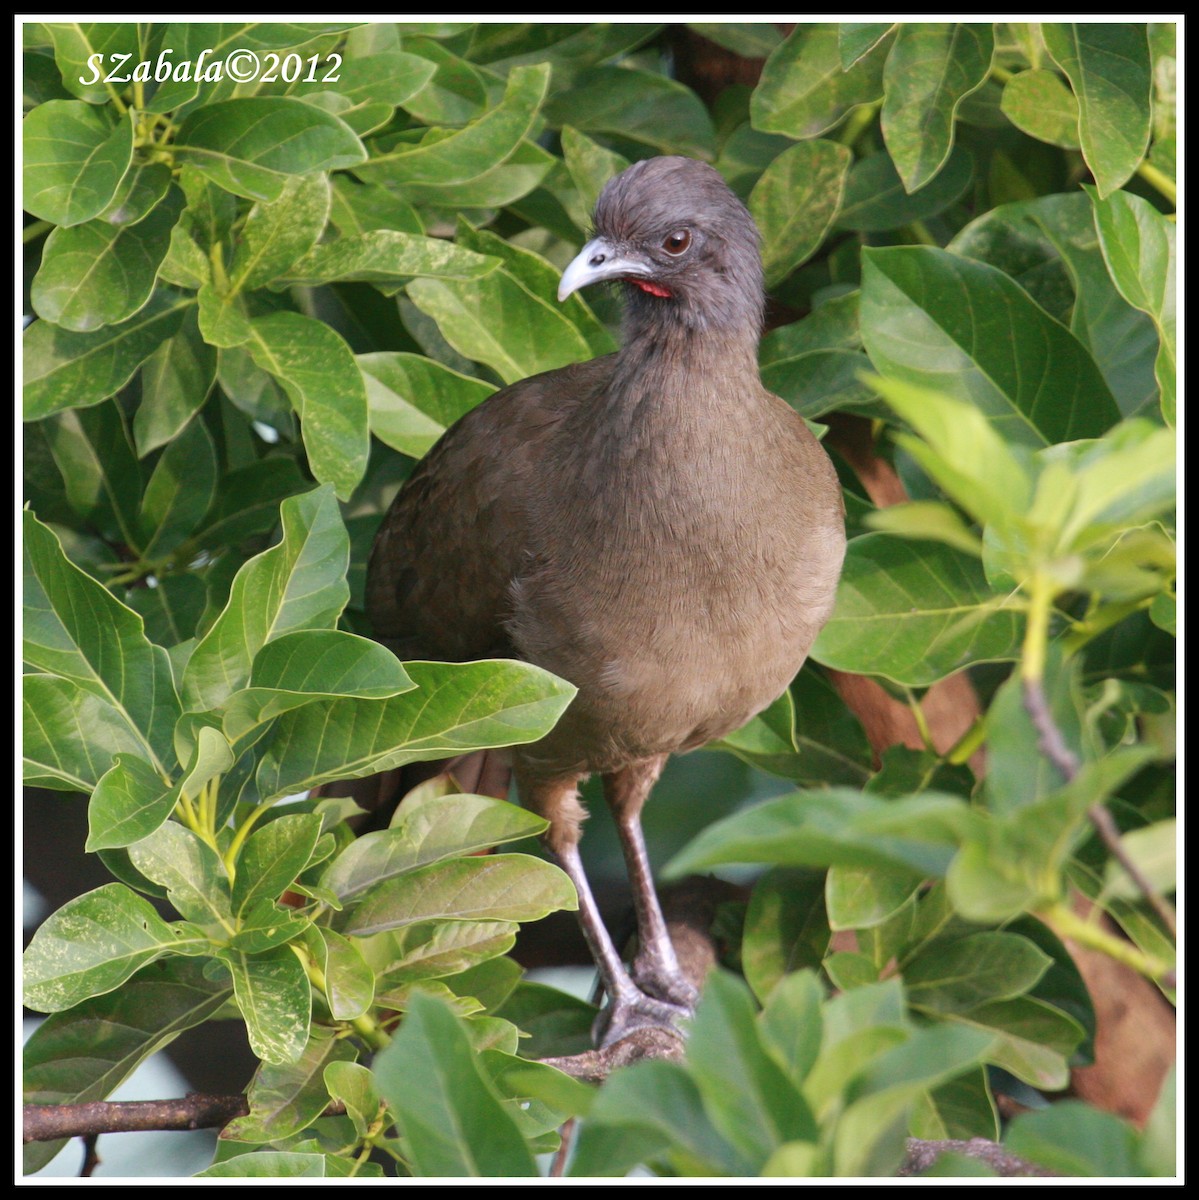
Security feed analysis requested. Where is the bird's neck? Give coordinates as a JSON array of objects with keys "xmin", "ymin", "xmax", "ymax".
[{"xmin": 610, "ymin": 319, "xmax": 763, "ymax": 405}]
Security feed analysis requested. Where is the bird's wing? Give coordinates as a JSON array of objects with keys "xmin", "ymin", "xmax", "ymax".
[{"xmin": 366, "ymin": 356, "xmax": 614, "ymax": 662}]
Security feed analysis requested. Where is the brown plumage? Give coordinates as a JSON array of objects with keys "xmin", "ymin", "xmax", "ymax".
[{"xmin": 367, "ymin": 156, "xmax": 846, "ymax": 1044}]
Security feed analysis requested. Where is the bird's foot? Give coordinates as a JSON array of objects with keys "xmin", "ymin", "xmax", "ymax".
[
  {"xmin": 593, "ymin": 986, "xmax": 693, "ymax": 1049},
  {"xmin": 631, "ymin": 950, "xmax": 699, "ymax": 1010}
]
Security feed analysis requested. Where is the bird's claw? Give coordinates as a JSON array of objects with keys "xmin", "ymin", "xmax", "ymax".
[{"xmin": 594, "ymin": 986, "xmax": 693, "ymax": 1048}]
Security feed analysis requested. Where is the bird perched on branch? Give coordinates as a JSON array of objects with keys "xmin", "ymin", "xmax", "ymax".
[{"xmin": 367, "ymin": 156, "xmax": 846, "ymax": 1045}]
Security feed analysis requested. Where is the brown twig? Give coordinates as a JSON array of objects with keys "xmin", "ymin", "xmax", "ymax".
[
  {"xmin": 80, "ymin": 1133, "xmax": 100, "ymax": 1178},
  {"xmin": 1023, "ymin": 678, "xmax": 1177, "ymax": 940},
  {"xmin": 24, "ymin": 1094, "xmax": 251, "ymax": 1143},
  {"xmin": 900, "ymin": 1137, "xmax": 1058, "ymax": 1177}
]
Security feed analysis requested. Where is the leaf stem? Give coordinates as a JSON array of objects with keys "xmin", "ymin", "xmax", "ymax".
[
  {"xmin": 835, "ymin": 101, "xmax": 879, "ymax": 148},
  {"xmin": 23, "ymin": 219, "xmax": 53, "ymax": 244},
  {"xmin": 990, "ymin": 63, "xmax": 1016, "ymax": 85},
  {"xmin": 1042, "ymin": 902, "xmax": 1174, "ymax": 989},
  {"xmin": 945, "ymin": 718, "xmax": 986, "ymax": 766},
  {"xmin": 903, "ymin": 687, "xmax": 936, "ymax": 754},
  {"xmin": 223, "ymin": 799, "xmax": 276, "ymax": 879},
  {"xmin": 294, "ymin": 945, "xmax": 391, "ymax": 1052},
  {"xmin": 1020, "ymin": 572, "xmax": 1054, "ymax": 684},
  {"xmin": 1135, "ymin": 158, "xmax": 1177, "ymax": 207}
]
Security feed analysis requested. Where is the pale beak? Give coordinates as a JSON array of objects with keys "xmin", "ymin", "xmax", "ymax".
[{"xmin": 558, "ymin": 237, "xmax": 651, "ymax": 302}]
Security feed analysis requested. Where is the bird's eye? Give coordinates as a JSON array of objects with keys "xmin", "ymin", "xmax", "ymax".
[{"xmin": 662, "ymin": 229, "xmax": 691, "ymax": 256}]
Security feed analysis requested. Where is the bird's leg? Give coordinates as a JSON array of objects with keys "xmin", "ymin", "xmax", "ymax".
[
  {"xmin": 527, "ymin": 777, "xmax": 689, "ymax": 1047},
  {"xmin": 604, "ymin": 759, "xmax": 699, "ymax": 1011}
]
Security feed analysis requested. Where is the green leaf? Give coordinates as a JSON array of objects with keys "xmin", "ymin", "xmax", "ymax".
[
  {"xmin": 1090, "ymin": 188, "xmax": 1177, "ymax": 425},
  {"xmin": 23, "ymin": 289, "xmax": 192, "ymax": 420},
  {"xmin": 742, "ymin": 869, "xmax": 829, "ymax": 1003},
  {"xmin": 753, "ymin": 24, "xmax": 889, "ymax": 139},
  {"xmin": 278, "ymin": 229, "xmax": 497, "ymax": 287},
  {"xmin": 196, "ymin": 1152, "xmax": 330, "ymax": 1178},
  {"xmin": 836, "ymin": 146, "xmax": 973, "ymax": 232},
  {"xmin": 323, "ymin": 1060, "xmax": 381, "ymax": 1138},
  {"xmin": 950, "ymin": 192, "xmax": 1159, "ymax": 417},
  {"xmin": 687, "ymin": 971, "xmax": 817, "ymax": 1165},
  {"xmin": 23, "ymin": 510, "xmax": 181, "ymax": 773},
  {"xmin": 398, "ymin": 37, "xmax": 491, "ymax": 126},
  {"xmin": 406, "ymin": 267, "xmax": 593, "ymax": 385},
  {"xmin": 308, "ymin": 927, "xmax": 374, "ymax": 1020},
  {"xmin": 22, "ymin": 957, "xmax": 231, "ymax": 1176},
  {"xmin": 688, "ymin": 23, "xmax": 782, "ymax": 59},
  {"xmin": 326, "ymin": 792, "xmax": 548, "ymax": 902},
  {"xmin": 127, "ymin": 819, "xmax": 233, "ymax": 930},
  {"xmin": 1006, "ymin": 1100, "xmax": 1144, "ymax": 1177},
  {"xmin": 99, "ymin": 161, "xmax": 173, "ymax": 226},
  {"xmin": 359, "ymin": 351, "xmax": 495, "ymax": 458},
  {"xmin": 560, "ymin": 125, "xmax": 630, "ymax": 219},
  {"xmin": 291, "ymin": 47, "xmax": 437, "ymax": 132},
  {"xmin": 23, "ymin": 100, "xmax": 133, "ymax": 225},
  {"xmin": 31, "ymin": 186, "xmax": 184, "ymax": 331},
  {"xmin": 22, "ymin": 674, "xmax": 148, "ymax": 792},
  {"xmin": 454, "ymin": 221, "xmax": 616, "ymax": 356},
  {"xmin": 749, "ymin": 140, "xmax": 851, "ymax": 286},
  {"xmin": 569, "ymin": 1058, "xmax": 754, "ymax": 1177},
  {"xmin": 1000, "ymin": 69, "xmax": 1081, "ymax": 148},
  {"xmin": 868, "ymin": 377, "xmax": 1033, "ymax": 536},
  {"xmin": 85, "ymin": 753, "xmax": 175, "ymax": 852},
  {"xmin": 759, "ymin": 969, "xmax": 825, "ymax": 1087},
  {"xmin": 373, "ymin": 991, "xmax": 538, "ymax": 1176},
  {"xmin": 358, "ymin": 63, "xmax": 549, "ymax": 188},
  {"xmin": 181, "ymin": 486, "xmax": 350, "ymax": 712},
  {"xmin": 219, "ymin": 945, "xmax": 312, "ymax": 1065},
  {"xmin": 911, "ymin": 1067, "xmax": 999, "ymax": 1143},
  {"xmin": 228, "ymin": 174, "xmax": 331, "ymax": 292},
  {"xmin": 38, "ymin": 399, "xmax": 142, "ymax": 545},
  {"xmin": 173, "ymin": 98, "xmax": 365, "ymax": 202},
  {"xmin": 252, "ymin": 659, "xmax": 576, "ymax": 801},
  {"xmin": 833, "ymin": 1025, "xmax": 997, "ymax": 1176},
  {"xmin": 666, "ymin": 788, "xmax": 972, "ymax": 880},
  {"xmin": 223, "ymin": 630, "xmax": 414, "ymax": 741},
  {"xmin": 544, "ymin": 67, "xmax": 716, "ymax": 158},
  {"xmin": 134, "ymin": 310, "xmax": 218, "ymax": 456},
  {"xmin": 43, "ymin": 21, "xmax": 138, "ymax": 104},
  {"xmin": 193, "ymin": 457, "xmax": 309, "ymax": 551},
  {"xmin": 826, "ymin": 864, "xmax": 923, "ymax": 931},
  {"xmin": 364, "ymin": 921, "xmax": 519, "ymax": 990},
  {"xmin": 340, "ymin": 854, "xmax": 576, "ymax": 936},
  {"xmin": 839, "ymin": 23, "xmax": 896, "ymax": 69},
  {"xmin": 880, "ymin": 23, "xmax": 993, "ymax": 191},
  {"xmin": 1102, "ymin": 818, "xmax": 1175, "ymax": 900},
  {"xmin": 224, "ymin": 1031, "xmax": 356, "ymax": 1144},
  {"xmin": 1042, "ymin": 23, "xmax": 1152, "ymax": 198},
  {"xmin": 23, "ymin": 884, "xmax": 207, "ymax": 1013},
  {"xmin": 860, "ymin": 246, "xmax": 1122, "ymax": 446},
  {"xmin": 232, "ymin": 813, "xmax": 323, "ymax": 918},
  {"xmin": 138, "ymin": 415, "xmax": 219, "ymax": 557},
  {"xmin": 329, "ymin": 176, "xmax": 424, "ymax": 236},
  {"xmin": 812, "ymin": 534, "xmax": 1022, "ymax": 687},
  {"xmin": 940, "ymin": 997, "xmax": 1083, "ymax": 1090},
  {"xmin": 246, "ymin": 312, "xmax": 369, "ymax": 500},
  {"xmin": 904, "ymin": 932, "xmax": 1051, "ymax": 1014}
]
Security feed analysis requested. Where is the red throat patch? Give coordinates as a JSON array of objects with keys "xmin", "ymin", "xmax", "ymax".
[{"xmin": 630, "ymin": 279, "xmax": 672, "ymax": 298}]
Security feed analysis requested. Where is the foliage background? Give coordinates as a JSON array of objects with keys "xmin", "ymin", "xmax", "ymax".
[{"xmin": 22, "ymin": 20, "xmax": 1176, "ymax": 1178}]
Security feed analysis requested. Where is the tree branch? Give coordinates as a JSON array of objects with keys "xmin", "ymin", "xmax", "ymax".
[{"xmin": 1023, "ymin": 677, "xmax": 1177, "ymax": 940}]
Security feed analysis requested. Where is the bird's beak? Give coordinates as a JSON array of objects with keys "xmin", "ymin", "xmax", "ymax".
[{"xmin": 557, "ymin": 237, "xmax": 651, "ymax": 302}]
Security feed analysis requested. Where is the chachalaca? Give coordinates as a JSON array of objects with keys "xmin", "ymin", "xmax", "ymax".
[{"xmin": 367, "ymin": 156, "xmax": 846, "ymax": 1045}]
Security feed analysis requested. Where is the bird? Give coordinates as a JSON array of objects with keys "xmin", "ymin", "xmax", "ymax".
[{"xmin": 366, "ymin": 156, "xmax": 846, "ymax": 1046}]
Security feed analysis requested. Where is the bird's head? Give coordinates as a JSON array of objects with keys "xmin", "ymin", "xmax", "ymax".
[{"xmin": 557, "ymin": 156, "xmax": 765, "ymax": 336}]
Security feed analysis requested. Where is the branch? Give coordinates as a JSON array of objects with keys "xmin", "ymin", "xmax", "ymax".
[
  {"xmin": 899, "ymin": 1138, "xmax": 1058, "ymax": 1178},
  {"xmin": 1023, "ymin": 677, "xmax": 1177, "ymax": 941},
  {"xmin": 24, "ymin": 1094, "xmax": 249, "ymax": 1143}
]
